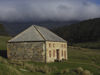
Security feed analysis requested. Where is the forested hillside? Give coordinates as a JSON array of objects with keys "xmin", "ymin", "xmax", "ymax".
[
  {"xmin": 0, "ymin": 24, "xmax": 11, "ymax": 50},
  {"xmin": 0, "ymin": 24, "xmax": 8, "ymax": 36},
  {"xmin": 55, "ymin": 18, "xmax": 100, "ymax": 44}
]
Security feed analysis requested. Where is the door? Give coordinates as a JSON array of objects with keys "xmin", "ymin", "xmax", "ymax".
[{"xmin": 56, "ymin": 49, "xmax": 60, "ymax": 60}]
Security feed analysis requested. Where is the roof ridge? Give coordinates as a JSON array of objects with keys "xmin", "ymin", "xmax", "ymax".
[{"xmin": 34, "ymin": 25, "xmax": 46, "ymax": 40}]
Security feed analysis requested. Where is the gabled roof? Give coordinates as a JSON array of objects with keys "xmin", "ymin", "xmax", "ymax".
[{"xmin": 8, "ymin": 25, "xmax": 66, "ymax": 42}]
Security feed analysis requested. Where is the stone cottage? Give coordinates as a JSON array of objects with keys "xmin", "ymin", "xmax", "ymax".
[{"xmin": 7, "ymin": 25, "xmax": 67, "ymax": 63}]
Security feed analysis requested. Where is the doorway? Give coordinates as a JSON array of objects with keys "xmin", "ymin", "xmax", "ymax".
[{"xmin": 56, "ymin": 49, "xmax": 60, "ymax": 60}]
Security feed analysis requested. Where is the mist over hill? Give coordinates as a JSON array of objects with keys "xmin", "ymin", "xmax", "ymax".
[
  {"xmin": 0, "ymin": 18, "xmax": 100, "ymax": 44},
  {"xmin": 2, "ymin": 20, "xmax": 78, "ymax": 36}
]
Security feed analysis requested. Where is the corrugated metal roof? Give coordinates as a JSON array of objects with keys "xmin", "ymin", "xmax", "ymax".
[
  {"xmin": 8, "ymin": 25, "xmax": 66, "ymax": 42},
  {"xmin": 35, "ymin": 25, "xmax": 66, "ymax": 42}
]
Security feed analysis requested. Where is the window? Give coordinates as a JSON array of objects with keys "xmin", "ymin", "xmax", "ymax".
[
  {"xmin": 49, "ymin": 50, "xmax": 51, "ymax": 57},
  {"xmin": 62, "ymin": 50, "xmax": 63, "ymax": 57},
  {"xmin": 53, "ymin": 50, "xmax": 55, "ymax": 57},
  {"xmin": 61, "ymin": 44, "xmax": 63, "ymax": 47},
  {"xmin": 49, "ymin": 43, "xmax": 51, "ymax": 47},
  {"xmin": 64, "ymin": 44, "xmax": 66, "ymax": 48},
  {"xmin": 53, "ymin": 43, "xmax": 55, "ymax": 47}
]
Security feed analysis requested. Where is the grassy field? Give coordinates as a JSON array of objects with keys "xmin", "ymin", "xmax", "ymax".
[
  {"xmin": 0, "ymin": 36, "xmax": 11, "ymax": 50},
  {"xmin": 73, "ymin": 41, "xmax": 100, "ymax": 49},
  {"xmin": 0, "ymin": 46, "xmax": 100, "ymax": 75},
  {"xmin": 0, "ymin": 36, "xmax": 100, "ymax": 75}
]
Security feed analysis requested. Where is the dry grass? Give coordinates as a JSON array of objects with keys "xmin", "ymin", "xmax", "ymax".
[
  {"xmin": 24, "ymin": 63, "xmax": 36, "ymax": 72},
  {"xmin": 82, "ymin": 70, "xmax": 92, "ymax": 75},
  {"xmin": 75, "ymin": 67, "xmax": 84, "ymax": 74},
  {"xmin": 0, "ymin": 56, "xmax": 8, "ymax": 64},
  {"xmin": 0, "ymin": 45, "xmax": 100, "ymax": 75},
  {"xmin": 0, "ymin": 63, "xmax": 22, "ymax": 75},
  {"xmin": 60, "ymin": 68, "xmax": 70, "ymax": 74}
]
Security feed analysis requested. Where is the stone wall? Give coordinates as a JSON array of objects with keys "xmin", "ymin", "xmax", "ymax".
[
  {"xmin": 7, "ymin": 42, "xmax": 45, "ymax": 62},
  {"xmin": 46, "ymin": 41, "xmax": 67, "ymax": 62}
]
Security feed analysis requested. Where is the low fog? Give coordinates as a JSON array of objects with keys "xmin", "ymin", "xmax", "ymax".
[{"xmin": 0, "ymin": 0, "xmax": 100, "ymax": 22}]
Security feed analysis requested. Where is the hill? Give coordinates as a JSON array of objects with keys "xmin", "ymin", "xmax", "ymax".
[
  {"xmin": 0, "ymin": 24, "xmax": 8, "ymax": 36},
  {"xmin": 54, "ymin": 18, "xmax": 100, "ymax": 45},
  {"xmin": 2, "ymin": 20, "xmax": 78, "ymax": 36}
]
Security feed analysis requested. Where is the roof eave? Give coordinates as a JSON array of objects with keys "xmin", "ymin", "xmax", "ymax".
[{"xmin": 8, "ymin": 40, "xmax": 45, "ymax": 43}]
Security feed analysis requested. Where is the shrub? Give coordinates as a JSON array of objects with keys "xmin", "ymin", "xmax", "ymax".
[
  {"xmin": 54, "ymin": 59, "xmax": 61, "ymax": 62},
  {"xmin": 75, "ymin": 67, "xmax": 84, "ymax": 74},
  {"xmin": 82, "ymin": 70, "xmax": 92, "ymax": 75},
  {"xmin": 62, "ymin": 59, "xmax": 67, "ymax": 62}
]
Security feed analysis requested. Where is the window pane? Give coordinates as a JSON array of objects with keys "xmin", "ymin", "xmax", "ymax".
[{"xmin": 49, "ymin": 50, "xmax": 51, "ymax": 57}]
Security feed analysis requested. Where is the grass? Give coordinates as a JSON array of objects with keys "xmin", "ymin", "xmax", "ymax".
[
  {"xmin": 0, "ymin": 36, "xmax": 11, "ymax": 50},
  {"xmin": 0, "ymin": 46, "xmax": 99, "ymax": 75},
  {"xmin": 0, "ymin": 36, "xmax": 100, "ymax": 75},
  {"xmin": 68, "ymin": 46, "xmax": 100, "ymax": 66},
  {"xmin": 0, "ymin": 47, "xmax": 100, "ymax": 75},
  {"xmin": 0, "ymin": 58, "xmax": 22, "ymax": 75},
  {"xmin": 73, "ymin": 41, "xmax": 100, "ymax": 49},
  {"xmin": 20, "ymin": 47, "xmax": 100, "ymax": 75}
]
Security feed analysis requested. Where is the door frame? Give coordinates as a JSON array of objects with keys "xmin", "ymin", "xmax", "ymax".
[{"xmin": 56, "ymin": 49, "xmax": 60, "ymax": 60}]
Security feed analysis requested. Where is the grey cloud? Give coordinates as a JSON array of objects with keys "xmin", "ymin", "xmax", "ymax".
[{"xmin": 0, "ymin": 0, "xmax": 100, "ymax": 22}]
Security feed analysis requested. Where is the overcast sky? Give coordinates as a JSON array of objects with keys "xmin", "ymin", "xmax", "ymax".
[{"xmin": 0, "ymin": 0, "xmax": 100, "ymax": 22}]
